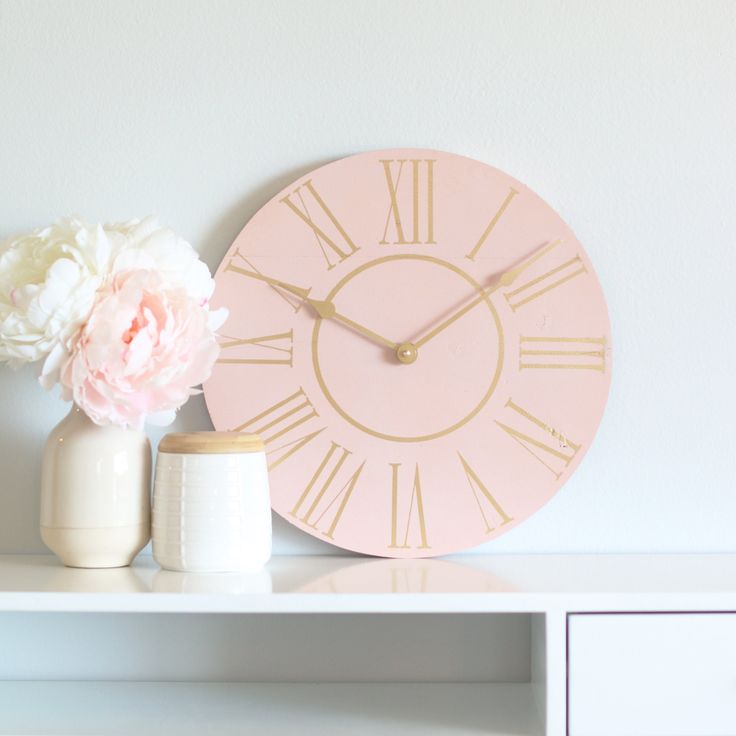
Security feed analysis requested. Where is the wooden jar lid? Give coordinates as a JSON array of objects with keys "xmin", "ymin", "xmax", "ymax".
[{"xmin": 158, "ymin": 432, "xmax": 264, "ymax": 454}]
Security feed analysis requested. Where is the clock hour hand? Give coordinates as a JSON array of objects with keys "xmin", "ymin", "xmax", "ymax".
[
  {"xmin": 307, "ymin": 298, "xmax": 399, "ymax": 351},
  {"xmin": 413, "ymin": 240, "xmax": 562, "ymax": 350},
  {"xmin": 227, "ymin": 261, "xmax": 399, "ymax": 352},
  {"xmin": 226, "ymin": 261, "xmax": 314, "ymax": 302}
]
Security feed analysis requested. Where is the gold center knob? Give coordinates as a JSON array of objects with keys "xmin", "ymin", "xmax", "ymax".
[{"xmin": 396, "ymin": 342, "xmax": 418, "ymax": 364}]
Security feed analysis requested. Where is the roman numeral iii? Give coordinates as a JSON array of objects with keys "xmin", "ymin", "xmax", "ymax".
[
  {"xmin": 380, "ymin": 159, "xmax": 436, "ymax": 245},
  {"xmin": 519, "ymin": 336, "xmax": 606, "ymax": 372},
  {"xmin": 291, "ymin": 441, "xmax": 365, "ymax": 539},
  {"xmin": 458, "ymin": 453, "xmax": 513, "ymax": 533},
  {"xmin": 232, "ymin": 388, "xmax": 324, "ymax": 470},
  {"xmin": 217, "ymin": 330, "xmax": 294, "ymax": 367},
  {"xmin": 388, "ymin": 463, "xmax": 430, "ymax": 550},
  {"xmin": 495, "ymin": 399, "xmax": 581, "ymax": 480},
  {"xmin": 280, "ymin": 179, "xmax": 360, "ymax": 270}
]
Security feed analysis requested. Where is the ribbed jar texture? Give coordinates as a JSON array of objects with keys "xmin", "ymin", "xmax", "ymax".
[{"xmin": 152, "ymin": 451, "xmax": 271, "ymax": 572}]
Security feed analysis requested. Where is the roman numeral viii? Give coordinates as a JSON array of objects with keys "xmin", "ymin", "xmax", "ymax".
[
  {"xmin": 217, "ymin": 330, "xmax": 294, "ymax": 367},
  {"xmin": 291, "ymin": 441, "xmax": 365, "ymax": 540},
  {"xmin": 458, "ymin": 453, "xmax": 513, "ymax": 534},
  {"xmin": 232, "ymin": 388, "xmax": 324, "ymax": 471},
  {"xmin": 519, "ymin": 335, "xmax": 606, "ymax": 372},
  {"xmin": 280, "ymin": 179, "xmax": 359, "ymax": 270},
  {"xmin": 389, "ymin": 463, "xmax": 430, "ymax": 550},
  {"xmin": 380, "ymin": 159, "xmax": 436, "ymax": 245},
  {"xmin": 496, "ymin": 399, "xmax": 581, "ymax": 480}
]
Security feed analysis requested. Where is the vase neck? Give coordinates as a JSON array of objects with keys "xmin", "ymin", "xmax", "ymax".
[{"xmin": 68, "ymin": 403, "xmax": 95, "ymax": 424}]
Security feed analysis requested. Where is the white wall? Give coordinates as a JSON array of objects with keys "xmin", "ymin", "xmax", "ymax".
[{"xmin": 0, "ymin": 0, "xmax": 734, "ymax": 555}]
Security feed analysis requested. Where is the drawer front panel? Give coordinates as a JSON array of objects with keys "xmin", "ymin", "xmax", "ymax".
[{"xmin": 568, "ymin": 613, "xmax": 736, "ymax": 736}]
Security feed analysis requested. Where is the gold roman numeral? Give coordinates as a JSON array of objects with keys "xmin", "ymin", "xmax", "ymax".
[
  {"xmin": 291, "ymin": 441, "xmax": 365, "ymax": 539},
  {"xmin": 458, "ymin": 453, "xmax": 513, "ymax": 533},
  {"xmin": 465, "ymin": 187, "xmax": 518, "ymax": 261},
  {"xmin": 280, "ymin": 179, "xmax": 359, "ymax": 270},
  {"xmin": 495, "ymin": 399, "xmax": 580, "ymax": 480},
  {"xmin": 225, "ymin": 250, "xmax": 309, "ymax": 313},
  {"xmin": 217, "ymin": 330, "xmax": 294, "ymax": 367},
  {"xmin": 232, "ymin": 388, "xmax": 324, "ymax": 470},
  {"xmin": 380, "ymin": 159, "xmax": 436, "ymax": 245},
  {"xmin": 504, "ymin": 247, "xmax": 587, "ymax": 311},
  {"xmin": 519, "ymin": 336, "xmax": 606, "ymax": 372},
  {"xmin": 388, "ymin": 463, "xmax": 430, "ymax": 550}
]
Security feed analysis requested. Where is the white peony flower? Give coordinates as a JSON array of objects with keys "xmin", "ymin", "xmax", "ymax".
[
  {"xmin": 106, "ymin": 216, "xmax": 214, "ymax": 304},
  {"xmin": 0, "ymin": 215, "xmax": 221, "ymax": 397},
  {"xmin": 0, "ymin": 218, "xmax": 118, "ymax": 371}
]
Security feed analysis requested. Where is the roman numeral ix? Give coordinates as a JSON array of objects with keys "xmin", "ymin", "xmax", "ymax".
[{"xmin": 217, "ymin": 330, "xmax": 294, "ymax": 367}]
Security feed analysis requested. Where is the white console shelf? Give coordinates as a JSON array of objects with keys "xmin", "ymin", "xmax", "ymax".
[
  {"xmin": 3, "ymin": 553, "xmax": 735, "ymax": 613},
  {"xmin": 1, "ymin": 554, "xmax": 735, "ymax": 736}
]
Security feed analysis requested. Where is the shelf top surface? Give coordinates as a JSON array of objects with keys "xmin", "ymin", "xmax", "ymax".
[{"xmin": 1, "ymin": 553, "xmax": 736, "ymax": 613}]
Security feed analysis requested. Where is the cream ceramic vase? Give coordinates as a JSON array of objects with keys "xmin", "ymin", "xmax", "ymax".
[{"xmin": 41, "ymin": 404, "xmax": 152, "ymax": 568}]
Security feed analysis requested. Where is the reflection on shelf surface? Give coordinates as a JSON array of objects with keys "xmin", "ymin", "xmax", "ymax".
[{"xmin": 1, "ymin": 553, "xmax": 736, "ymax": 597}]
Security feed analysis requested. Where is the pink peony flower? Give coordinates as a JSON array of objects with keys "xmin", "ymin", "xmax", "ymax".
[{"xmin": 61, "ymin": 269, "xmax": 224, "ymax": 429}]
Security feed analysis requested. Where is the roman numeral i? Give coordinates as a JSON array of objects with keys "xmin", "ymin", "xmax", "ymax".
[{"xmin": 465, "ymin": 187, "xmax": 518, "ymax": 261}]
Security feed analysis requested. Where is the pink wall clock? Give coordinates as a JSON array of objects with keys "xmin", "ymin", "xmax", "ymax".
[{"xmin": 203, "ymin": 149, "xmax": 612, "ymax": 557}]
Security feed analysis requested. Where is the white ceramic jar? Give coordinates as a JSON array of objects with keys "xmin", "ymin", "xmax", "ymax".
[{"xmin": 152, "ymin": 432, "xmax": 271, "ymax": 573}]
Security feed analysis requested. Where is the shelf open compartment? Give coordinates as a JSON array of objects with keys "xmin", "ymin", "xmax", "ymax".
[{"xmin": 0, "ymin": 611, "xmax": 547, "ymax": 735}]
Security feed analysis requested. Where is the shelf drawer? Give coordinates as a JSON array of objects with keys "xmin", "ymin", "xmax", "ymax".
[{"xmin": 568, "ymin": 613, "xmax": 736, "ymax": 736}]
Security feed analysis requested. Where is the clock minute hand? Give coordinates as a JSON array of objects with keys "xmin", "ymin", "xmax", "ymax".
[
  {"xmin": 494, "ymin": 239, "xmax": 562, "ymax": 290},
  {"xmin": 413, "ymin": 240, "xmax": 561, "ymax": 350},
  {"xmin": 226, "ymin": 262, "xmax": 399, "ymax": 351}
]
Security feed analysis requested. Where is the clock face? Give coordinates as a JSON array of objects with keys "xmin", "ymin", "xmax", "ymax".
[{"xmin": 203, "ymin": 149, "xmax": 611, "ymax": 557}]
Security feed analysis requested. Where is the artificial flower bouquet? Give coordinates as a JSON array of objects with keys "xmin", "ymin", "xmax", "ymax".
[{"xmin": 0, "ymin": 217, "xmax": 226, "ymax": 429}]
